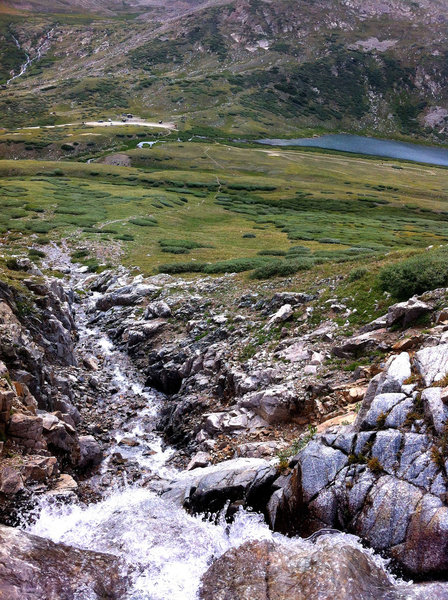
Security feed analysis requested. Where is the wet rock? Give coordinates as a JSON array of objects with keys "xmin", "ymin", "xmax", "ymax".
[
  {"xmin": 53, "ymin": 396, "xmax": 81, "ymax": 425},
  {"xmin": 47, "ymin": 473, "xmax": 78, "ymax": 497},
  {"xmin": 44, "ymin": 417, "xmax": 79, "ymax": 464},
  {"xmin": 0, "ymin": 384, "xmax": 14, "ymax": 436},
  {"xmin": 119, "ymin": 437, "xmax": 140, "ymax": 447},
  {"xmin": 0, "ymin": 524, "xmax": 128, "ymax": 600},
  {"xmin": 146, "ymin": 366, "xmax": 183, "ymax": 394},
  {"xmin": 78, "ymin": 435, "xmax": 103, "ymax": 471},
  {"xmin": 96, "ymin": 284, "xmax": 160, "ymax": 311},
  {"xmin": 416, "ymin": 344, "xmax": 448, "ymax": 386},
  {"xmin": 199, "ymin": 539, "xmax": 412, "ymax": 600},
  {"xmin": 7, "ymin": 413, "xmax": 44, "ymax": 450},
  {"xmin": 187, "ymin": 451, "xmax": 211, "ymax": 470},
  {"xmin": 161, "ymin": 458, "xmax": 276, "ymax": 514},
  {"xmin": 82, "ymin": 355, "xmax": 99, "ymax": 371},
  {"xmin": 0, "ymin": 465, "xmax": 24, "ymax": 495}
]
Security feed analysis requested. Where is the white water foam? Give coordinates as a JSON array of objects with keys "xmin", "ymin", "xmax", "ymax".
[
  {"xmin": 27, "ymin": 484, "xmax": 405, "ymax": 600},
  {"xmin": 27, "ymin": 487, "xmax": 273, "ymax": 600},
  {"xmin": 23, "ymin": 277, "xmax": 407, "ymax": 599}
]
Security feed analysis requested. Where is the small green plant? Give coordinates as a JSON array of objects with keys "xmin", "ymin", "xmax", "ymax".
[
  {"xmin": 367, "ymin": 456, "xmax": 383, "ymax": 474},
  {"xmin": 28, "ymin": 248, "xmax": 46, "ymax": 258},
  {"xmin": 348, "ymin": 267, "xmax": 368, "ymax": 282},
  {"xmin": 376, "ymin": 411, "xmax": 387, "ymax": 429},
  {"xmin": 432, "ymin": 373, "xmax": 448, "ymax": 388},
  {"xmin": 276, "ymin": 424, "xmax": 317, "ymax": 470},
  {"xmin": 431, "ymin": 445, "xmax": 445, "ymax": 469}
]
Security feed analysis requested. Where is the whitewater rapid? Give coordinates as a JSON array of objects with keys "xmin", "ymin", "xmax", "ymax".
[{"xmin": 23, "ymin": 273, "xmax": 403, "ymax": 599}]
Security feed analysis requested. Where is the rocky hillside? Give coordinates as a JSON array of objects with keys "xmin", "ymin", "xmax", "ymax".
[
  {"xmin": 3, "ymin": 0, "xmax": 218, "ymax": 16},
  {"xmin": 1, "ymin": 0, "xmax": 448, "ymax": 139},
  {"xmin": 2, "ymin": 248, "xmax": 448, "ymax": 595}
]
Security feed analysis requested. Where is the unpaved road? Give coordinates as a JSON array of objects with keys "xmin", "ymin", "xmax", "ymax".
[{"xmin": 19, "ymin": 118, "xmax": 176, "ymax": 131}]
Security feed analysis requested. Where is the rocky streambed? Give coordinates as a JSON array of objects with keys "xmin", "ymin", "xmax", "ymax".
[{"xmin": 2, "ymin": 253, "xmax": 448, "ymax": 598}]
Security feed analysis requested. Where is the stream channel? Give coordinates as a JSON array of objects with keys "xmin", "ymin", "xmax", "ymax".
[{"xmin": 22, "ymin": 264, "xmax": 402, "ymax": 599}]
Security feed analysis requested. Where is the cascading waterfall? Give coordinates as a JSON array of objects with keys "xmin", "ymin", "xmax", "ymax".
[
  {"xmin": 23, "ymin": 270, "xmax": 405, "ymax": 599},
  {"xmin": 7, "ymin": 29, "xmax": 54, "ymax": 85}
]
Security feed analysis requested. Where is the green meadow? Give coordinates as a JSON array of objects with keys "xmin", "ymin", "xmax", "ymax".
[{"xmin": 1, "ymin": 139, "xmax": 448, "ymax": 279}]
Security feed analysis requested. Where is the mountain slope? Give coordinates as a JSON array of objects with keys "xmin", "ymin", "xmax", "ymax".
[{"xmin": 1, "ymin": 0, "xmax": 448, "ymax": 140}]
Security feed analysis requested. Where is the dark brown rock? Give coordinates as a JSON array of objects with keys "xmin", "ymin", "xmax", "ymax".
[{"xmin": 0, "ymin": 524, "xmax": 128, "ymax": 600}]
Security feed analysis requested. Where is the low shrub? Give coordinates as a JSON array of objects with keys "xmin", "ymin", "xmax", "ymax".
[
  {"xmin": 161, "ymin": 247, "xmax": 190, "ymax": 254},
  {"xmin": 379, "ymin": 250, "xmax": 448, "ymax": 299},
  {"xmin": 348, "ymin": 267, "xmax": 368, "ymax": 282},
  {"xmin": 129, "ymin": 217, "xmax": 158, "ymax": 227},
  {"xmin": 115, "ymin": 233, "xmax": 135, "ymax": 241},
  {"xmin": 28, "ymin": 248, "xmax": 46, "ymax": 258},
  {"xmin": 257, "ymin": 250, "xmax": 287, "ymax": 256},
  {"xmin": 158, "ymin": 261, "xmax": 207, "ymax": 274},
  {"xmin": 71, "ymin": 249, "xmax": 90, "ymax": 259},
  {"xmin": 159, "ymin": 239, "xmax": 205, "ymax": 249},
  {"xmin": 203, "ymin": 257, "xmax": 270, "ymax": 274},
  {"xmin": 251, "ymin": 257, "xmax": 315, "ymax": 279}
]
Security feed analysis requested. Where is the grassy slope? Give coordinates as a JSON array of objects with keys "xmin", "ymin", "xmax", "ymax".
[
  {"xmin": 1, "ymin": 141, "xmax": 447, "ymax": 276},
  {"xmin": 0, "ymin": 1, "xmax": 447, "ymax": 141}
]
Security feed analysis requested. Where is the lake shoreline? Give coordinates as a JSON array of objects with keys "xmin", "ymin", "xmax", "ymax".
[{"xmin": 255, "ymin": 133, "xmax": 448, "ymax": 167}]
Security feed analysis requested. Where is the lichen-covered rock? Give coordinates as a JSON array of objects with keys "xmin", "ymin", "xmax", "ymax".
[
  {"xmin": 415, "ymin": 344, "xmax": 448, "ymax": 386},
  {"xmin": 422, "ymin": 387, "xmax": 448, "ymax": 434},
  {"xmin": 360, "ymin": 393, "xmax": 406, "ymax": 429},
  {"xmin": 294, "ymin": 440, "xmax": 348, "ymax": 502}
]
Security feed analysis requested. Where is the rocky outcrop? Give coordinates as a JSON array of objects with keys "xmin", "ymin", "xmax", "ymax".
[
  {"xmin": 0, "ymin": 525, "xmax": 127, "ymax": 600},
  {"xmin": 199, "ymin": 539, "xmax": 448, "ymax": 600},
  {"xmin": 0, "ymin": 276, "xmax": 76, "ymax": 408},
  {"xmin": 161, "ymin": 457, "xmax": 277, "ymax": 515},
  {"xmin": 268, "ymin": 341, "xmax": 448, "ymax": 575}
]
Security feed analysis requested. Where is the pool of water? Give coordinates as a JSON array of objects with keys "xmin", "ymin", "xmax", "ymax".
[{"xmin": 256, "ymin": 134, "xmax": 448, "ymax": 167}]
